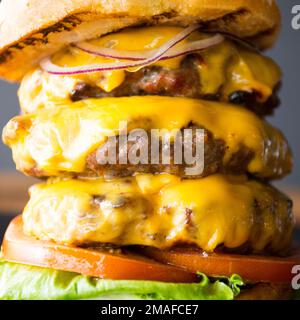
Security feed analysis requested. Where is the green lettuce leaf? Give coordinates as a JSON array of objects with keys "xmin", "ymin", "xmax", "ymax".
[{"xmin": 0, "ymin": 259, "xmax": 244, "ymax": 300}]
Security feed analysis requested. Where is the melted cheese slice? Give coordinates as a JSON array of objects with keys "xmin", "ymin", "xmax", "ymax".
[
  {"xmin": 22, "ymin": 174, "xmax": 294, "ymax": 254},
  {"xmin": 3, "ymin": 96, "xmax": 292, "ymax": 179},
  {"xmin": 18, "ymin": 26, "xmax": 281, "ymax": 114}
]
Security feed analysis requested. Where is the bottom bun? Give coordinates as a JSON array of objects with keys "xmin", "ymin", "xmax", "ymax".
[{"xmin": 237, "ymin": 283, "xmax": 292, "ymax": 300}]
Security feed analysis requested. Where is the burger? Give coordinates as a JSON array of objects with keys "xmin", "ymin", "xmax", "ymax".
[{"xmin": 0, "ymin": 0, "xmax": 299, "ymax": 300}]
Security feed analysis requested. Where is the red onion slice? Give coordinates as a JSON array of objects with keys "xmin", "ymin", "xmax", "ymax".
[
  {"xmin": 75, "ymin": 34, "xmax": 224, "ymax": 61},
  {"xmin": 40, "ymin": 25, "xmax": 223, "ymax": 75},
  {"xmin": 40, "ymin": 24, "xmax": 199, "ymax": 75},
  {"xmin": 220, "ymin": 32, "xmax": 260, "ymax": 53},
  {"xmin": 74, "ymin": 43, "xmax": 151, "ymax": 61}
]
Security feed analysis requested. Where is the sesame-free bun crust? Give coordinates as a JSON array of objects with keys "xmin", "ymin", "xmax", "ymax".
[
  {"xmin": 237, "ymin": 283, "xmax": 292, "ymax": 300},
  {"xmin": 0, "ymin": 0, "xmax": 281, "ymax": 81}
]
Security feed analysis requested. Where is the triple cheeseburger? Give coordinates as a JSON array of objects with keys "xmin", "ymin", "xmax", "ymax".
[{"xmin": 0, "ymin": 0, "xmax": 298, "ymax": 300}]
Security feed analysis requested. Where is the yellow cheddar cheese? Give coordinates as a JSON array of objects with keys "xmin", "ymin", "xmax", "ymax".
[
  {"xmin": 2, "ymin": 96, "xmax": 292, "ymax": 179},
  {"xmin": 22, "ymin": 174, "xmax": 294, "ymax": 255},
  {"xmin": 18, "ymin": 26, "xmax": 281, "ymax": 114}
]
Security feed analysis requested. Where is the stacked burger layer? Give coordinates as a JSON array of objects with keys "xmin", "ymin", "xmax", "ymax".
[{"xmin": 0, "ymin": 0, "xmax": 298, "ymax": 300}]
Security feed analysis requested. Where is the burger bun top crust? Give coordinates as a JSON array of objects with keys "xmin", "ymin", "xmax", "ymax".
[{"xmin": 0, "ymin": 0, "xmax": 281, "ymax": 81}]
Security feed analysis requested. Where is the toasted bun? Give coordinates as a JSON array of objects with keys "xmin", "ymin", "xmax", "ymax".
[
  {"xmin": 0, "ymin": 0, "xmax": 281, "ymax": 82},
  {"xmin": 237, "ymin": 283, "xmax": 292, "ymax": 300}
]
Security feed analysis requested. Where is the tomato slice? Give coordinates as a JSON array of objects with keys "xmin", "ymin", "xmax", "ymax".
[
  {"xmin": 141, "ymin": 247, "xmax": 300, "ymax": 284},
  {"xmin": 2, "ymin": 216, "xmax": 197, "ymax": 283}
]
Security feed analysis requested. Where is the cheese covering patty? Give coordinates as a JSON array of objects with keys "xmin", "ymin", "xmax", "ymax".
[
  {"xmin": 18, "ymin": 27, "xmax": 281, "ymax": 115},
  {"xmin": 22, "ymin": 174, "xmax": 294, "ymax": 255},
  {"xmin": 2, "ymin": 96, "xmax": 292, "ymax": 180}
]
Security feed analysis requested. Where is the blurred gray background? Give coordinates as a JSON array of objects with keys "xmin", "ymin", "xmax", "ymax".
[{"xmin": 0, "ymin": 0, "xmax": 299, "ymax": 187}]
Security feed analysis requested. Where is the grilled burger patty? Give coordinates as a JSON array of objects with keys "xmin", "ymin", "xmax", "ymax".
[
  {"xmin": 87, "ymin": 125, "xmax": 252, "ymax": 180},
  {"xmin": 69, "ymin": 62, "xmax": 280, "ymax": 117},
  {"xmin": 3, "ymin": 96, "xmax": 292, "ymax": 180},
  {"xmin": 18, "ymin": 27, "xmax": 281, "ymax": 116},
  {"xmin": 22, "ymin": 174, "xmax": 294, "ymax": 256}
]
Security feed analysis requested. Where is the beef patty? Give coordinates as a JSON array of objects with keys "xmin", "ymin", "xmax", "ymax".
[
  {"xmin": 22, "ymin": 174, "xmax": 294, "ymax": 256},
  {"xmin": 3, "ymin": 96, "xmax": 292, "ymax": 180},
  {"xmin": 70, "ymin": 55, "xmax": 280, "ymax": 117},
  {"xmin": 86, "ymin": 125, "xmax": 253, "ymax": 180}
]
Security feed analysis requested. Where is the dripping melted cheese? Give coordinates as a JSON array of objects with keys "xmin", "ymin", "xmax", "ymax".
[
  {"xmin": 2, "ymin": 96, "xmax": 292, "ymax": 179},
  {"xmin": 18, "ymin": 26, "xmax": 281, "ymax": 113},
  {"xmin": 22, "ymin": 174, "xmax": 294, "ymax": 254}
]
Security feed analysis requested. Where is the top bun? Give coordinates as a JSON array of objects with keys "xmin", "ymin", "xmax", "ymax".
[{"xmin": 0, "ymin": 0, "xmax": 281, "ymax": 81}]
